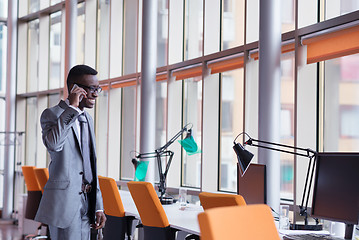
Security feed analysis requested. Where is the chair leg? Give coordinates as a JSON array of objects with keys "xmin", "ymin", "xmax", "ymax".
[
  {"xmin": 126, "ymin": 216, "xmax": 136, "ymax": 239},
  {"xmin": 185, "ymin": 234, "xmax": 200, "ymax": 240}
]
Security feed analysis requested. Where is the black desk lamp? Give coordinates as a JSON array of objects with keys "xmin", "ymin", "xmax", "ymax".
[
  {"xmin": 132, "ymin": 123, "xmax": 200, "ymax": 204},
  {"xmin": 233, "ymin": 132, "xmax": 321, "ymax": 230}
]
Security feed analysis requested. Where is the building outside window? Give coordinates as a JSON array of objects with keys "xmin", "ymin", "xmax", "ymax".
[
  {"xmin": 324, "ymin": 53, "xmax": 359, "ymax": 152},
  {"xmin": 219, "ymin": 68, "xmax": 244, "ymax": 192}
]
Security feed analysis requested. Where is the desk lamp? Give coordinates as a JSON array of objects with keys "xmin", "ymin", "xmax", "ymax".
[
  {"xmin": 233, "ymin": 132, "xmax": 321, "ymax": 230},
  {"xmin": 132, "ymin": 123, "xmax": 201, "ymax": 204}
]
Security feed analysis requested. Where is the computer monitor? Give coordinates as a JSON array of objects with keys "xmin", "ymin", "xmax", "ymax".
[
  {"xmin": 311, "ymin": 152, "xmax": 359, "ymax": 239},
  {"xmin": 237, "ymin": 163, "xmax": 266, "ymax": 204}
]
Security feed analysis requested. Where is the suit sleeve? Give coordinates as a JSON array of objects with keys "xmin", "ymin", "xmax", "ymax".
[
  {"xmin": 96, "ymin": 177, "xmax": 104, "ymax": 211},
  {"xmin": 40, "ymin": 106, "xmax": 79, "ymax": 152}
]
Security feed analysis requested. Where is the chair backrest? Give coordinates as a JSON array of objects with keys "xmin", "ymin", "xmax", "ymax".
[
  {"xmin": 34, "ymin": 168, "xmax": 49, "ymax": 193},
  {"xmin": 198, "ymin": 204, "xmax": 280, "ymax": 240},
  {"xmin": 127, "ymin": 181, "xmax": 169, "ymax": 228},
  {"xmin": 98, "ymin": 176, "xmax": 126, "ymax": 217},
  {"xmin": 199, "ymin": 191, "xmax": 246, "ymax": 210},
  {"xmin": 22, "ymin": 166, "xmax": 41, "ymax": 192},
  {"xmin": 21, "ymin": 166, "xmax": 42, "ymax": 220}
]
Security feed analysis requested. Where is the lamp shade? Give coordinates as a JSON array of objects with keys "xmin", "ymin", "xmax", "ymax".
[
  {"xmin": 178, "ymin": 129, "xmax": 201, "ymax": 155},
  {"xmin": 134, "ymin": 160, "xmax": 149, "ymax": 181},
  {"xmin": 233, "ymin": 142, "xmax": 254, "ymax": 176}
]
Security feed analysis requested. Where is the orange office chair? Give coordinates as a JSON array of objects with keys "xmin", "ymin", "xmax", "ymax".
[
  {"xmin": 199, "ymin": 191, "xmax": 246, "ymax": 210},
  {"xmin": 34, "ymin": 168, "xmax": 49, "ymax": 193},
  {"xmin": 22, "ymin": 166, "xmax": 42, "ymax": 220},
  {"xmin": 98, "ymin": 176, "xmax": 135, "ymax": 240},
  {"xmin": 22, "ymin": 166, "xmax": 49, "ymax": 239},
  {"xmin": 127, "ymin": 181, "xmax": 176, "ymax": 240},
  {"xmin": 198, "ymin": 204, "xmax": 281, "ymax": 240}
]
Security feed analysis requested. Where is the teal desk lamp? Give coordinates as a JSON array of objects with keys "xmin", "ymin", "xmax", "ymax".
[{"xmin": 132, "ymin": 123, "xmax": 201, "ymax": 204}]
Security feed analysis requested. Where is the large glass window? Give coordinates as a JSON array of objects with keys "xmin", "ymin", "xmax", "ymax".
[
  {"xmin": 184, "ymin": 0, "xmax": 203, "ymax": 60},
  {"xmin": 121, "ymin": 85, "xmax": 137, "ymax": 180},
  {"xmin": 222, "ymin": 0, "xmax": 244, "ymax": 50},
  {"xmin": 0, "ymin": 98, "xmax": 4, "ymax": 209},
  {"xmin": 156, "ymin": 81, "xmax": 168, "ymax": 150},
  {"xmin": 28, "ymin": 19, "xmax": 40, "ymax": 93},
  {"xmin": 0, "ymin": 24, "xmax": 6, "ymax": 93},
  {"xmin": 219, "ymin": 68, "xmax": 244, "ymax": 192},
  {"xmin": 123, "ymin": 0, "xmax": 138, "ymax": 75},
  {"xmin": 155, "ymin": 81, "xmax": 168, "ymax": 182},
  {"xmin": 51, "ymin": 0, "xmax": 62, "ymax": 6},
  {"xmin": 246, "ymin": 0, "xmax": 259, "ymax": 43},
  {"xmin": 29, "ymin": 0, "xmax": 40, "ymax": 14},
  {"xmin": 108, "ymin": 87, "xmax": 122, "ymax": 179},
  {"xmin": 76, "ymin": 3, "xmax": 85, "ymax": 65},
  {"xmin": 109, "ymin": 0, "xmax": 124, "ymax": 78},
  {"xmin": 25, "ymin": 97, "xmax": 38, "ymax": 166},
  {"xmin": 96, "ymin": 89, "xmax": 109, "ymax": 175},
  {"xmin": 97, "ymin": 0, "xmax": 110, "ymax": 80},
  {"xmin": 182, "ymin": 77, "xmax": 202, "ymax": 188},
  {"xmin": 325, "ymin": 0, "xmax": 359, "ymax": 20},
  {"xmin": 168, "ymin": 0, "xmax": 184, "ymax": 64},
  {"xmin": 282, "ymin": 0, "xmax": 295, "ymax": 32},
  {"xmin": 324, "ymin": 53, "xmax": 359, "ymax": 151},
  {"xmin": 157, "ymin": 0, "xmax": 168, "ymax": 67},
  {"xmin": 49, "ymin": 12, "xmax": 62, "ymax": 90},
  {"xmin": 280, "ymin": 53, "xmax": 295, "ymax": 200},
  {"xmin": 298, "ymin": 0, "xmax": 317, "ymax": 28},
  {"xmin": 246, "ymin": 0, "xmax": 295, "ymax": 43},
  {"xmin": 0, "ymin": 0, "xmax": 7, "ymax": 17}
]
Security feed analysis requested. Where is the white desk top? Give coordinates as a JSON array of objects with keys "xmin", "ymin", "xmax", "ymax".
[{"xmin": 119, "ymin": 190, "xmax": 203, "ymax": 235}]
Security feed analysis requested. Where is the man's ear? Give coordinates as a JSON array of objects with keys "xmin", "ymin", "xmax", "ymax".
[{"xmin": 68, "ymin": 83, "xmax": 74, "ymax": 94}]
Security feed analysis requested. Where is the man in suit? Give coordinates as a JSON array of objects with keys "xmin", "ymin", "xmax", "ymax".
[{"xmin": 35, "ymin": 65, "xmax": 106, "ymax": 240}]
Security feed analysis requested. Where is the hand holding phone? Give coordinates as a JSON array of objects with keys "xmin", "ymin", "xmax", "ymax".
[
  {"xmin": 69, "ymin": 84, "xmax": 87, "ymax": 108},
  {"xmin": 71, "ymin": 84, "xmax": 84, "ymax": 102}
]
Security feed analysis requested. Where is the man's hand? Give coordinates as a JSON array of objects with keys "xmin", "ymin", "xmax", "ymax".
[
  {"xmin": 68, "ymin": 84, "xmax": 87, "ymax": 108},
  {"xmin": 93, "ymin": 211, "xmax": 106, "ymax": 230}
]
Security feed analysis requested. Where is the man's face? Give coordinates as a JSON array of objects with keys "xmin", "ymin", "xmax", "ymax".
[{"xmin": 75, "ymin": 74, "xmax": 100, "ymax": 109}]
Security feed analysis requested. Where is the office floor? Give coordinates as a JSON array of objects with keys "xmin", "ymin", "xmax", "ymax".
[{"xmin": 0, "ymin": 220, "xmax": 22, "ymax": 240}]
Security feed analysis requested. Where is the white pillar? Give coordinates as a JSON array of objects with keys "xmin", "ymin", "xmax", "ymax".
[
  {"xmin": 2, "ymin": 0, "xmax": 18, "ymax": 220},
  {"xmin": 64, "ymin": 0, "xmax": 77, "ymax": 98},
  {"xmin": 140, "ymin": 0, "xmax": 157, "ymax": 183},
  {"xmin": 258, "ymin": 0, "xmax": 282, "ymax": 212}
]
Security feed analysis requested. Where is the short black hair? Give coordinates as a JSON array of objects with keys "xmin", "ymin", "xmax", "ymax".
[{"xmin": 66, "ymin": 65, "xmax": 98, "ymax": 91}]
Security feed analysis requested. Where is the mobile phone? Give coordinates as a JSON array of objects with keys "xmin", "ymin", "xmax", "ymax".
[{"xmin": 71, "ymin": 84, "xmax": 84, "ymax": 101}]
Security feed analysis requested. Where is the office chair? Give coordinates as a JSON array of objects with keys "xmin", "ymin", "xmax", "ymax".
[
  {"xmin": 34, "ymin": 168, "xmax": 49, "ymax": 194},
  {"xmin": 198, "ymin": 191, "xmax": 246, "ymax": 210},
  {"xmin": 127, "ymin": 181, "xmax": 176, "ymax": 240},
  {"xmin": 198, "ymin": 204, "xmax": 281, "ymax": 240},
  {"xmin": 98, "ymin": 176, "xmax": 135, "ymax": 240},
  {"xmin": 22, "ymin": 166, "xmax": 49, "ymax": 239},
  {"xmin": 22, "ymin": 166, "xmax": 42, "ymax": 220}
]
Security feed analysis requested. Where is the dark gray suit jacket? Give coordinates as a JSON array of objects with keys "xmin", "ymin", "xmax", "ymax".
[{"xmin": 35, "ymin": 100, "xmax": 103, "ymax": 228}]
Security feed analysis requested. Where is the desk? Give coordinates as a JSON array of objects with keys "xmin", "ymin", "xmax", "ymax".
[
  {"xmin": 119, "ymin": 190, "xmax": 203, "ymax": 236},
  {"xmin": 278, "ymin": 229, "xmax": 349, "ymax": 240}
]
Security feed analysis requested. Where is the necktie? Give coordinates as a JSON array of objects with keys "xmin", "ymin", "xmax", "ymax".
[{"xmin": 78, "ymin": 114, "xmax": 93, "ymax": 184}]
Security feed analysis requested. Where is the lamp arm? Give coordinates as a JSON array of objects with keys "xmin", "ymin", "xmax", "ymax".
[
  {"xmin": 156, "ymin": 123, "xmax": 192, "ymax": 153},
  {"xmin": 243, "ymin": 135, "xmax": 318, "ymax": 227},
  {"xmin": 247, "ymin": 143, "xmax": 310, "ymax": 158},
  {"xmin": 300, "ymin": 154, "xmax": 318, "ymax": 223},
  {"xmin": 155, "ymin": 150, "xmax": 174, "ymax": 200},
  {"xmin": 246, "ymin": 138, "xmax": 316, "ymax": 157}
]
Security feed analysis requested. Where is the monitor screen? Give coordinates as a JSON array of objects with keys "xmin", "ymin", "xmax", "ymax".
[
  {"xmin": 237, "ymin": 163, "xmax": 266, "ymax": 204},
  {"xmin": 311, "ymin": 152, "xmax": 359, "ymax": 225}
]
